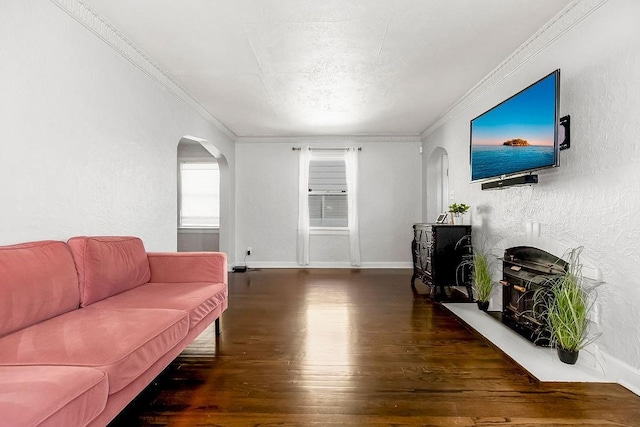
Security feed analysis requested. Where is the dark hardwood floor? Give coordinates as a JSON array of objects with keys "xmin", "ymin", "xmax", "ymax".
[{"xmin": 110, "ymin": 269, "xmax": 640, "ymax": 426}]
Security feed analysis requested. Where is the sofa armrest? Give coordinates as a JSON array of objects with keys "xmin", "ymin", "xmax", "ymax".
[{"xmin": 147, "ymin": 252, "xmax": 227, "ymax": 284}]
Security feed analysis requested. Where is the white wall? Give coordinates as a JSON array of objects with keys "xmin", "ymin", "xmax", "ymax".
[
  {"xmin": 422, "ymin": 0, "xmax": 640, "ymax": 382},
  {"xmin": 236, "ymin": 141, "xmax": 422, "ymax": 267},
  {"xmin": 0, "ymin": 1, "xmax": 235, "ymax": 253}
]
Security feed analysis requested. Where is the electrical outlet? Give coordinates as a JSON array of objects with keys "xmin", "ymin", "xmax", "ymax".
[{"xmin": 247, "ymin": 247, "xmax": 252, "ymax": 256}]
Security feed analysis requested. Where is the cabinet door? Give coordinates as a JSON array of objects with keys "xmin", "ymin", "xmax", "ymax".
[
  {"xmin": 414, "ymin": 225, "xmax": 432, "ymax": 277},
  {"xmin": 431, "ymin": 226, "xmax": 470, "ymax": 286}
]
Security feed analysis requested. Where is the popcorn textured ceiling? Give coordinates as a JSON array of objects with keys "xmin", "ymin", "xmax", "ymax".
[{"xmin": 81, "ymin": 0, "xmax": 573, "ymax": 137}]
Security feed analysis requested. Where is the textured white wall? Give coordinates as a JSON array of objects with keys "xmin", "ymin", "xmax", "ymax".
[
  {"xmin": 422, "ymin": 0, "xmax": 640, "ymax": 374},
  {"xmin": 0, "ymin": 1, "xmax": 235, "ymax": 252},
  {"xmin": 236, "ymin": 141, "xmax": 422, "ymax": 267},
  {"xmin": 359, "ymin": 143, "xmax": 423, "ymax": 265},
  {"xmin": 235, "ymin": 143, "xmax": 299, "ymax": 265}
]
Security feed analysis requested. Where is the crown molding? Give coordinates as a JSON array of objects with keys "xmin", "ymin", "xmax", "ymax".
[
  {"xmin": 49, "ymin": 0, "xmax": 237, "ymax": 141},
  {"xmin": 420, "ymin": 0, "xmax": 609, "ymax": 140},
  {"xmin": 236, "ymin": 134, "xmax": 422, "ymax": 144}
]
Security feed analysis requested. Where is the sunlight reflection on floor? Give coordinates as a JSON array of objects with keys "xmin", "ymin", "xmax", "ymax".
[{"xmin": 303, "ymin": 287, "xmax": 352, "ymax": 378}]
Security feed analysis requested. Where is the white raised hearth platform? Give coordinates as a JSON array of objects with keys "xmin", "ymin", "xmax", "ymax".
[{"xmin": 443, "ymin": 302, "xmax": 607, "ymax": 383}]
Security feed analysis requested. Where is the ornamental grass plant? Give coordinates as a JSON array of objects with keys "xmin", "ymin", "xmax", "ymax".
[
  {"xmin": 533, "ymin": 247, "xmax": 600, "ymax": 353},
  {"xmin": 456, "ymin": 235, "xmax": 496, "ymax": 304},
  {"xmin": 472, "ymin": 251, "xmax": 494, "ymax": 302}
]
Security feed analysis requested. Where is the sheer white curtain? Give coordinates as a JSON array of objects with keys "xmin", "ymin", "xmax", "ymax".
[
  {"xmin": 297, "ymin": 148, "xmax": 311, "ymax": 265},
  {"xmin": 345, "ymin": 148, "xmax": 361, "ymax": 266}
]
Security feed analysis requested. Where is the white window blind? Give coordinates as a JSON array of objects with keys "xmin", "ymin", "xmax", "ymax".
[
  {"xmin": 308, "ymin": 158, "xmax": 348, "ymax": 227},
  {"xmin": 179, "ymin": 162, "xmax": 220, "ymax": 228}
]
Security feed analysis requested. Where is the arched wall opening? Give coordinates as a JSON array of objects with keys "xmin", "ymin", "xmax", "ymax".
[
  {"xmin": 178, "ymin": 136, "xmax": 230, "ymax": 256},
  {"xmin": 425, "ymin": 147, "xmax": 449, "ymax": 223}
]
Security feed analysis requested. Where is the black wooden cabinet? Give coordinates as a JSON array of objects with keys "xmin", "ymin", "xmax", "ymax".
[{"xmin": 411, "ymin": 224, "xmax": 472, "ymax": 299}]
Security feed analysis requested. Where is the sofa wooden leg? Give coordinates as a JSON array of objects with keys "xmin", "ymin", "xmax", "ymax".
[{"xmin": 215, "ymin": 317, "xmax": 221, "ymax": 336}]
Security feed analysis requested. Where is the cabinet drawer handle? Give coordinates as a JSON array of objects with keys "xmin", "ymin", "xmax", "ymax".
[
  {"xmin": 513, "ymin": 285, "xmax": 526, "ymax": 293},
  {"xmin": 499, "ymin": 280, "xmax": 509, "ymax": 286}
]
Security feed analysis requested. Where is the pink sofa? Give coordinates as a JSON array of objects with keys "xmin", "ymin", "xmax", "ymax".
[{"xmin": 0, "ymin": 236, "xmax": 228, "ymax": 426}]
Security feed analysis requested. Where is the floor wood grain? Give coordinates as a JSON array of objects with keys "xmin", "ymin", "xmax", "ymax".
[{"xmin": 109, "ymin": 269, "xmax": 640, "ymax": 426}]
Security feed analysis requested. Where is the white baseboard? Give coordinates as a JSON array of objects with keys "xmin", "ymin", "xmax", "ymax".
[
  {"xmin": 359, "ymin": 262, "xmax": 413, "ymax": 269},
  {"xmin": 596, "ymin": 347, "xmax": 640, "ymax": 396},
  {"xmin": 231, "ymin": 261, "xmax": 413, "ymax": 270}
]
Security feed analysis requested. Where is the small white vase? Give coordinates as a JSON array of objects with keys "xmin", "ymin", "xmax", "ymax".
[{"xmin": 451, "ymin": 213, "xmax": 469, "ymax": 225}]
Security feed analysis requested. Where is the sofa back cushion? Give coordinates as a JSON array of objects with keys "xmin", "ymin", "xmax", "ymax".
[
  {"xmin": 0, "ymin": 240, "xmax": 80, "ymax": 338},
  {"xmin": 67, "ymin": 236, "xmax": 151, "ymax": 307}
]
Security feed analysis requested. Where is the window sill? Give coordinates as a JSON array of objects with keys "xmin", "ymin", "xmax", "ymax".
[{"xmin": 310, "ymin": 227, "xmax": 349, "ymax": 236}]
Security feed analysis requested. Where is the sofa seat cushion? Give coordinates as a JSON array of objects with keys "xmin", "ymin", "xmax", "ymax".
[
  {"xmin": 90, "ymin": 282, "xmax": 228, "ymax": 329},
  {"xmin": 0, "ymin": 307, "xmax": 188, "ymax": 394},
  {"xmin": 67, "ymin": 236, "xmax": 151, "ymax": 307},
  {"xmin": 0, "ymin": 365, "xmax": 108, "ymax": 427}
]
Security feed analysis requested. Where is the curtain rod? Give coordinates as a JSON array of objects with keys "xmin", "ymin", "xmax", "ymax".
[{"xmin": 291, "ymin": 147, "xmax": 362, "ymax": 151}]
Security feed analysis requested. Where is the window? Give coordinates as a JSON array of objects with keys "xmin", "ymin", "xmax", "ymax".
[
  {"xmin": 179, "ymin": 162, "xmax": 220, "ymax": 228},
  {"xmin": 308, "ymin": 157, "xmax": 348, "ymax": 227},
  {"xmin": 297, "ymin": 147, "xmax": 360, "ymax": 266}
]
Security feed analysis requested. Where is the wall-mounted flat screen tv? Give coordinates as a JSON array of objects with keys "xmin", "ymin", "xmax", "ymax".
[{"xmin": 470, "ymin": 69, "xmax": 560, "ymax": 182}]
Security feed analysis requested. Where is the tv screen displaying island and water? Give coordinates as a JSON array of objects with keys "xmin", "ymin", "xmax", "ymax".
[{"xmin": 470, "ymin": 69, "xmax": 560, "ymax": 183}]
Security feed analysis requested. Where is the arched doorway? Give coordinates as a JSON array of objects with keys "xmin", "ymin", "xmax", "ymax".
[
  {"xmin": 177, "ymin": 136, "xmax": 229, "ymax": 254},
  {"xmin": 425, "ymin": 147, "xmax": 449, "ymax": 223}
]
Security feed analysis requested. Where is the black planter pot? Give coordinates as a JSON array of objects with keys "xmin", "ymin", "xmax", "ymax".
[
  {"xmin": 557, "ymin": 347, "xmax": 579, "ymax": 364},
  {"xmin": 476, "ymin": 300, "xmax": 489, "ymax": 311}
]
